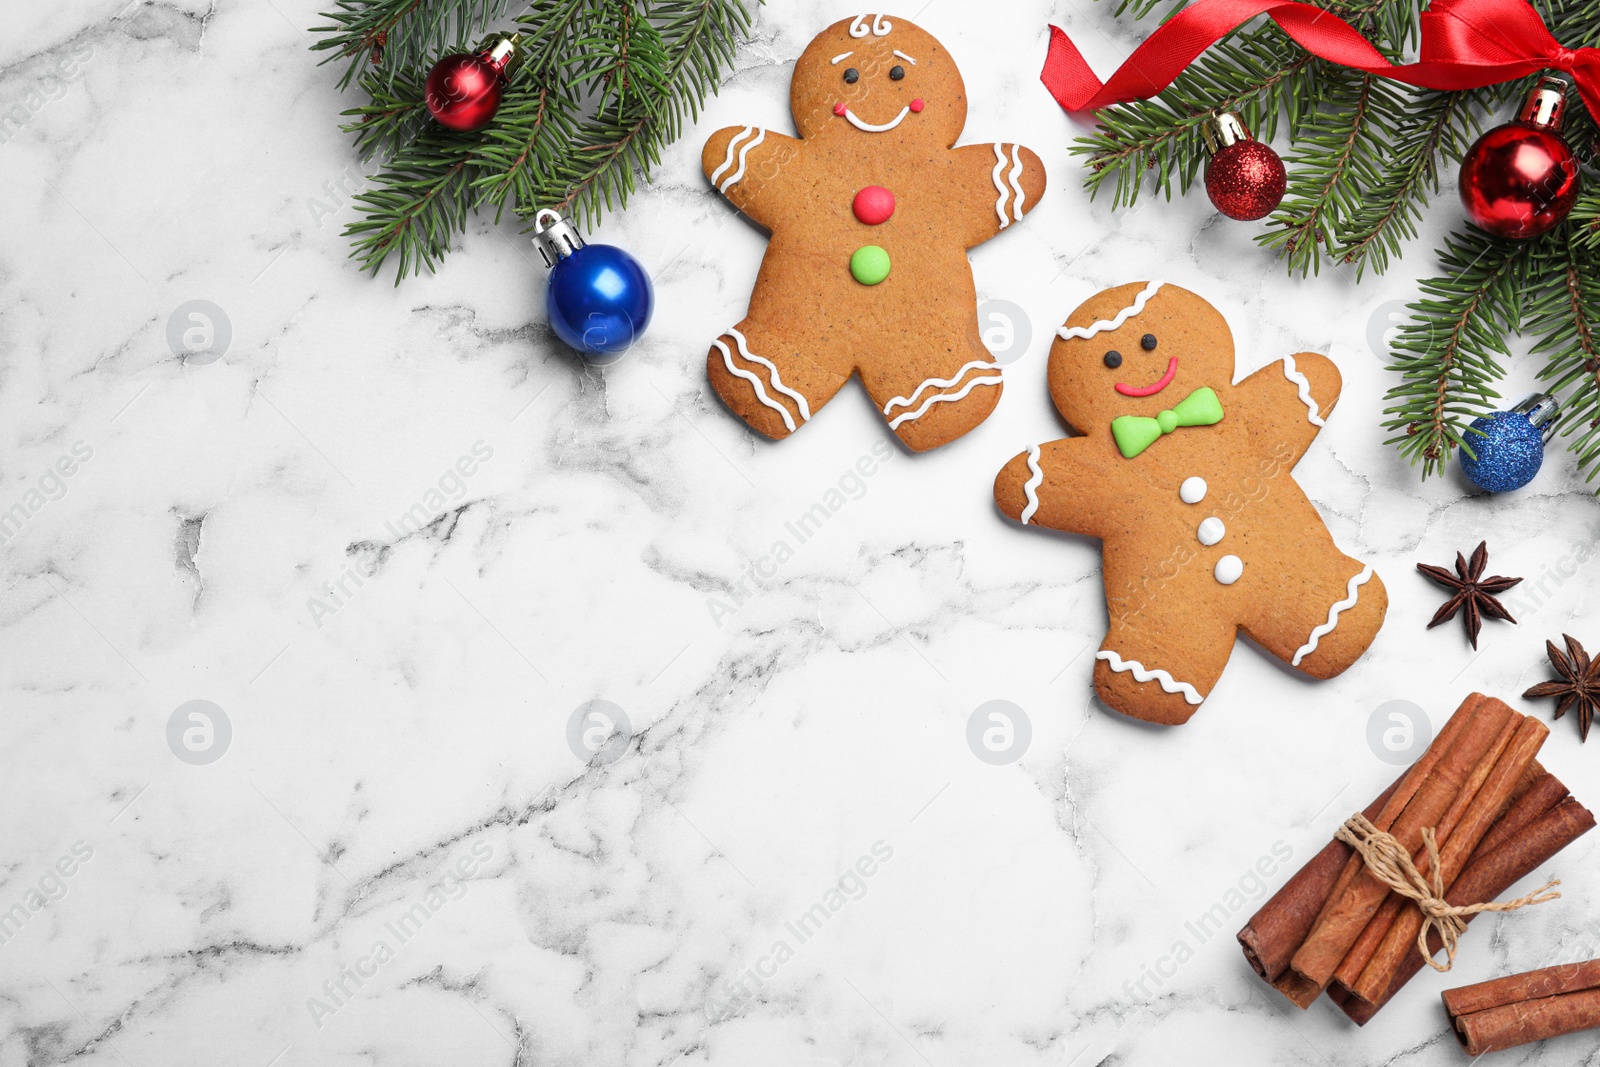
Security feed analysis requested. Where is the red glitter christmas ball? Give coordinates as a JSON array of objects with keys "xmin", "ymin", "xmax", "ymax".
[
  {"xmin": 1205, "ymin": 140, "xmax": 1287, "ymax": 221},
  {"xmin": 1459, "ymin": 122, "xmax": 1579, "ymax": 239}
]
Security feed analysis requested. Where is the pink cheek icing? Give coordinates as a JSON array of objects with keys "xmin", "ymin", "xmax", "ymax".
[{"xmin": 1115, "ymin": 355, "xmax": 1179, "ymax": 397}]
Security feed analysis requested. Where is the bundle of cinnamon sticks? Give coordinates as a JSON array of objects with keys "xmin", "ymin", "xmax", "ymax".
[
  {"xmin": 1445, "ymin": 958, "xmax": 1600, "ymax": 1054},
  {"xmin": 1238, "ymin": 693, "xmax": 1595, "ymax": 1023}
]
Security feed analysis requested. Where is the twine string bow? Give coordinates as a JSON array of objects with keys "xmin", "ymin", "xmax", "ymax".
[{"xmin": 1335, "ymin": 813, "xmax": 1561, "ymax": 972}]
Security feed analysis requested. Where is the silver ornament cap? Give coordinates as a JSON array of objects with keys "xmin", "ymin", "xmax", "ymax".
[
  {"xmin": 532, "ymin": 208, "xmax": 585, "ymax": 269},
  {"xmin": 1512, "ymin": 392, "xmax": 1560, "ymax": 443}
]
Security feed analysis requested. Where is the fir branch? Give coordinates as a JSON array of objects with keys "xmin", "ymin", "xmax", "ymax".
[
  {"xmin": 1335, "ymin": 88, "xmax": 1488, "ymax": 278},
  {"xmin": 312, "ymin": 0, "xmax": 513, "ymax": 90},
  {"xmin": 1527, "ymin": 229, "xmax": 1600, "ymax": 483},
  {"xmin": 1071, "ymin": 27, "xmax": 1317, "ymax": 209},
  {"xmin": 1259, "ymin": 71, "xmax": 1404, "ymax": 276},
  {"xmin": 1382, "ymin": 227, "xmax": 1532, "ymax": 473},
  {"xmin": 342, "ymin": 132, "xmax": 479, "ymax": 280}
]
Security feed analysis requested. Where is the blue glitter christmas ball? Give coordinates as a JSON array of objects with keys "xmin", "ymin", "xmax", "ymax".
[{"xmin": 1460, "ymin": 410, "xmax": 1544, "ymax": 492}]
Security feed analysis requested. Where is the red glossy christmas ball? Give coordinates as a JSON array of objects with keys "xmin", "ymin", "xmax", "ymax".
[
  {"xmin": 1459, "ymin": 122, "xmax": 1579, "ymax": 238},
  {"xmin": 1205, "ymin": 140, "xmax": 1287, "ymax": 221},
  {"xmin": 425, "ymin": 52, "xmax": 505, "ymax": 132}
]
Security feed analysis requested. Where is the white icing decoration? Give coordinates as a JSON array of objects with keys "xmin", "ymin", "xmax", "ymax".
[
  {"xmin": 729, "ymin": 327, "xmax": 810, "ymax": 421},
  {"xmin": 849, "ymin": 14, "xmax": 892, "ymax": 36},
  {"xmin": 892, "ymin": 50, "xmax": 917, "ymax": 64},
  {"xmin": 717, "ymin": 127, "xmax": 765, "ymax": 192},
  {"xmin": 991, "ymin": 144, "xmax": 1011, "ymax": 229},
  {"xmin": 1058, "ymin": 281, "xmax": 1164, "ymax": 340},
  {"xmin": 886, "ymin": 372, "xmax": 1002, "ymax": 430},
  {"xmin": 709, "ymin": 127, "xmax": 752, "ymax": 187},
  {"xmin": 1214, "ymin": 555, "xmax": 1243, "ymax": 585},
  {"xmin": 831, "ymin": 51, "xmax": 854, "ymax": 64},
  {"xmin": 1096, "ymin": 650, "xmax": 1204, "ymax": 705},
  {"xmin": 1007, "ymin": 143, "xmax": 1025, "ymax": 222},
  {"xmin": 1197, "ymin": 517, "xmax": 1225, "ymax": 546},
  {"xmin": 1179, "ymin": 476, "xmax": 1207, "ymax": 504},
  {"xmin": 1281, "ymin": 353, "xmax": 1327, "ymax": 427},
  {"xmin": 840, "ymin": 106, "xmax": 911, "ymax": 133},
  {"xmin": 1020, "ymin": 445, "xmax": 1044, "ymax": 525},
  {"xmin": 713, "ymin": 336, "xmax": 796, "ymax": 433},
  {"xmin": 1291, "ymin": 565, "xmax": 1374, "ymax": 667},
  {"xmin": 883, "ymin": 360, "xmax": 996, "ymax": 414}
]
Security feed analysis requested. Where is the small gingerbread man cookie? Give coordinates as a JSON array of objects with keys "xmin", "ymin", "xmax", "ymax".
[
  {"xmin": 994, "ymin": 282, "xmax": 1388, "ymax": 725},
  {"xmin": 700, "ymin": 13, "xmax": 1045, "ymax": 451}
]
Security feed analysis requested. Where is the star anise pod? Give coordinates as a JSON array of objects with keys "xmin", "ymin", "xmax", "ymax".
[
  {"xmin": 1416, "ymin": 541, "xmax": 1521, "ymax": 649},
  {"xmin": 1524, "ymin": 634, "xmax": 1600, "ymax": 742}
]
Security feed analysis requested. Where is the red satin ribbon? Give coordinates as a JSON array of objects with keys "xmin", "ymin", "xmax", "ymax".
[{"xmin": 1040, "ymin": 0, "xmax": 1600, "ymax": 123}]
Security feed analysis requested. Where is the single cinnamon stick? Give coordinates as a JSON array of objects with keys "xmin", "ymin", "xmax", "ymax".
[
  {"xmin": 1349, "ymin": 715, "xmax": 1550, "ymax": 1003},
  {"xmin": 1473, "ymin": 771, "xmax": 1566, "ymax": 858},
  {"xmin": 1238, "ymin": 778, "xmax": 1403, "ymax": 984},
  {"xmin": 1337, "ymin": 795, "xmax": 1596, "ymax": 1024},
  {"xmin": 1444, "ymin": 958, "xmax": 1600, "ymax": 1016},
  {"xmin": 1330, "ymin": 711, "xmax": 1528, "ymax": 994},
  {"xmin": 1288, "ymin": 697, "xmax": 1515, "ymax": 999},
  {"xmin": 1445, "ymin": 960, "xmax": 1600, "ymax": 1055}
]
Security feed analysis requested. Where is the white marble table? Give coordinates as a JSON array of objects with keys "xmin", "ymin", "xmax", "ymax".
[{"xmin": 2, "ymin": 2, "xmax": 1596, "ymax": 1065}]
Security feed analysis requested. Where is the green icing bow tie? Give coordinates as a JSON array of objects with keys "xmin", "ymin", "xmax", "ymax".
[{"xmin": 1111, "ymin": 387, "xmax": 1224, "ymax": 458}]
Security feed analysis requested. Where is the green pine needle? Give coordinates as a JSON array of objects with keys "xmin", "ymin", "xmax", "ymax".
[{"xmin": 312, "ymin": 0, "xmax": 756, "ymax": 281}]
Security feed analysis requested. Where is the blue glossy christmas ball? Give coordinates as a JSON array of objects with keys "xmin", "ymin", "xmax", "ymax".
[
  {"xmin": 1460, "ymin": 410, "xmax": 1544, "ymax": 492},
  {"xmin": 545, "ymin": 244, "xmax": 653, "ymax": 358}
]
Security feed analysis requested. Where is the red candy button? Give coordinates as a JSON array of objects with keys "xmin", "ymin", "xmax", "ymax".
[{"xmin": 852, "ymin": 185, "xmax": 895, "ymax": 225}]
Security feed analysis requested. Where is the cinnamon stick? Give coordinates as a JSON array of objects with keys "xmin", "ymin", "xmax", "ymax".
[
  {"xmin": 1288, "ymin": 697, "xmax": 1516, "ymax": 1000},
  {"xmin": 1348, "ymin": 715, "xmax": 1550, "ymax": 1003},
  {"xmin": 1444, "ymin": 959, "xmax": 1600, "ymax": 1055},
  {"xmin": 1238, "ymin": 778, "xmax": 1402, "ymax": 984},
  {"xmin": 1330, "ymin": 710, "xmax": 1527, "ymax": 995},
  {"xmin": 1337, "ymin": 795, "xmax": 1596, "ymax": 1024},
  {"xmin": 1264, "ymin": 696, "xmax": 1484, "ymax": 1007}
]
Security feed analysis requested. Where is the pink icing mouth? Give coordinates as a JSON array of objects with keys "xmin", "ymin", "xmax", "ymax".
[{"xmin": 1115, "ymin": 356, "xmax": 1178, "ymax": 397}]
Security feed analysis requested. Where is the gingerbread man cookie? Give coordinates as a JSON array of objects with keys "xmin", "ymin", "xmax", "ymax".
[
  {"xmin": 700, "ymin": 14, "xmax": 1045, "ymax": 451},
  {"xmin": 994, "ymin": 282, "xmax": 1388, "ymax": 725}
]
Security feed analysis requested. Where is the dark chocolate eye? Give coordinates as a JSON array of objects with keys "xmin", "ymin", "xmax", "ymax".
[
  {"xmin": 889, "ymin": 65, "xmax": 905, "ymax": 80},
  {"xmin": 1141, "ymin": 333, "xmax": 1158, "ymax": 351},
  {"xmin": 1103, "ymin": 350, "xmax": 1123, "ymax": 369},
  {"xmin": 843, "ymin": 67, "xmax": 859, "ymax": 83}
]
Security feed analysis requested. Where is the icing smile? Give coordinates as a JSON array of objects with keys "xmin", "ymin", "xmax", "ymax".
[
  {"xmin": 1115, "ymin": 356, "xmax": 1178, "ymax": 397},
  {"xmin": 833, "ymin": 99, "xmax": 925, "ymax": 132}
]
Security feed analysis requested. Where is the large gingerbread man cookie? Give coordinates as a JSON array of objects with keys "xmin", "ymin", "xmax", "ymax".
[
  {"xmin": 994, "ymin": 282, "xmax": 1388, "ymax": 725},
  {"xmin": 700, "ymin": 13, "xmax": 1045, "ymax": 452}
]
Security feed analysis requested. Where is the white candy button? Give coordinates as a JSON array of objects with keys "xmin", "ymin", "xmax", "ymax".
[
  {"xmin": 1179, "ymin": 477, "xmax": 1207, "ymax": 504},
  {"xmin": 1214, "ymin": 555, "xmax": 1243, "ymax": 585},
  {"xmin": 1198, "ymin": 517, "xmax": 1225, "ymax": 546}
]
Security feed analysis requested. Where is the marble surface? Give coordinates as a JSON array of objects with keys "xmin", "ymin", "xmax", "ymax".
[{"xmin": 2, "ymin": 1, "xmax": 1598, "ymax": 1065}]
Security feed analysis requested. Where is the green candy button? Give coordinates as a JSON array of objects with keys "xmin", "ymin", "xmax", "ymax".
[{"xmin": 850, "ymin": 244, "xmax": 891, "ymax": 285}]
